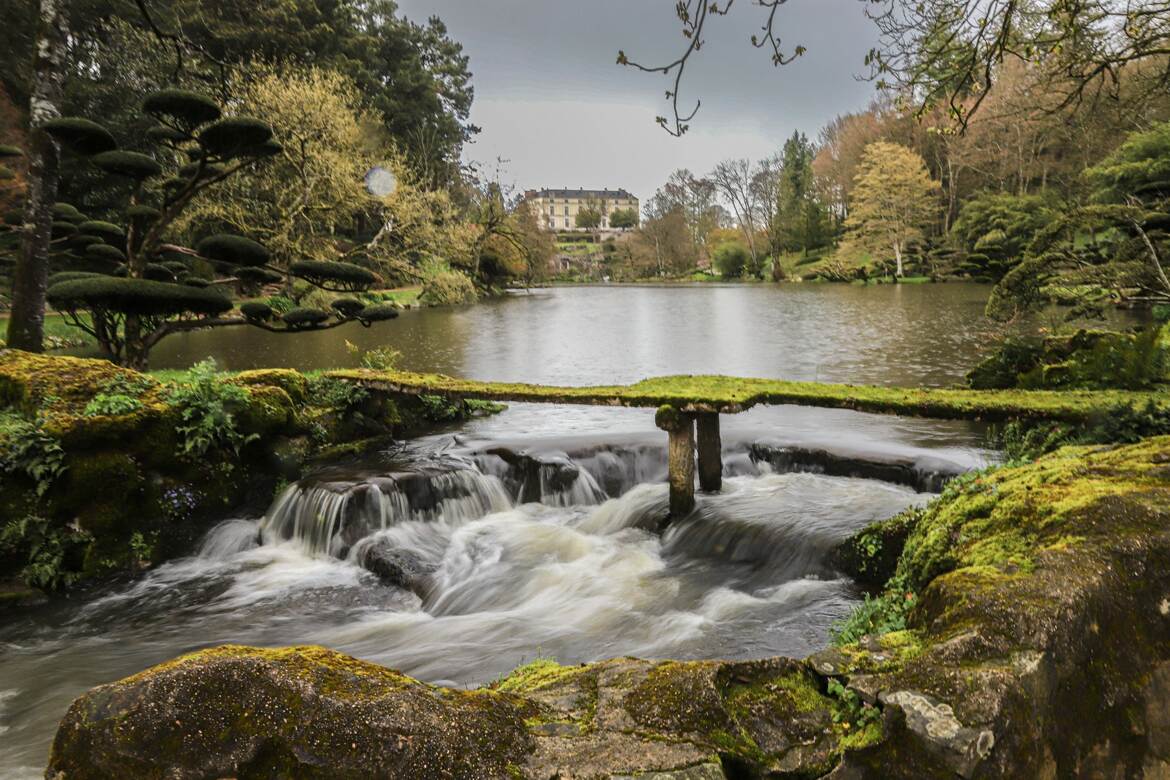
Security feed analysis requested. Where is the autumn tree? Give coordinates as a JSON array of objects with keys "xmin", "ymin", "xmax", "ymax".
[
  {"xmin": 176, "ymin": 67, "xmax": 379, "ymax": 279},
  {"xmin": 843, "ymin": 142, "xmax": 939, "ymax": 277}
]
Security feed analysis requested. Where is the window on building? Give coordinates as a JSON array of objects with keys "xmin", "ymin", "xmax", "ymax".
[{"xmin": 564, "ymin": 218, "xmax": 570, "ymax": 228}]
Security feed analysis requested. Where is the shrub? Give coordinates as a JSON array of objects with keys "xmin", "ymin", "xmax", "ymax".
[
  {"xmin": 712, "ymin": 241, "xmax": 749, "ymax": 278},
  {"xmin": 83, "ymin": 393, "xmax": 142, "ymax": 417},
  {"xmin": 41, "ymin": 117, "xmax": 117, "ymax": 155},
  {"xmin": 143, "ymin": 88, "xmax": 222, "ymax": 128},
  {"xmin": 420, "ymin": 269, "xmax": 477, "ymax": 306}
]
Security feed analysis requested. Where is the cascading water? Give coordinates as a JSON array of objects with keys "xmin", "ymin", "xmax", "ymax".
[{"xmin": 0, "ymin": 413, "xmax": 990, "ymax": 779}]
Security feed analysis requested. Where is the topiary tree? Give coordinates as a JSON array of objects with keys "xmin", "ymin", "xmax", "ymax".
[{"xmin": 27, "ymin": 89, "xmax": 399, "ymax": 369}]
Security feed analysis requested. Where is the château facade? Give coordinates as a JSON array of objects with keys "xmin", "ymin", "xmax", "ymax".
[{"xmin": 523, "ymin": 188, "xmax": 639, "ymax": 231}]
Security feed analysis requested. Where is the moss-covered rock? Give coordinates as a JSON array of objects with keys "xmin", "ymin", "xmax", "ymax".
[
  {"xmin": 229, "ymin": 369, "xmax": 310, "ymax": 404},
  {"xmin": 47, "ymin": 645, "xmax": 537, "ymax": 779}
]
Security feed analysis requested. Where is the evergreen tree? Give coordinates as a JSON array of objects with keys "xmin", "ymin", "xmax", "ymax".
[{"xmin": 771, "ymin": 131, "xmax": 829, "ymax": 271}]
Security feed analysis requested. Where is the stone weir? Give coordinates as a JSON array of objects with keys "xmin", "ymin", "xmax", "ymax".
[
  {"xmin": 46, "ymin": 436, "xmax": 1170, "ymax": 779},
  {"xmin": 335, "ymin": 368, "xmax": 1169, "ymax": 517}
]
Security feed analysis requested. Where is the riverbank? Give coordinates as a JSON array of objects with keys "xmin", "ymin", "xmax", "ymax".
[{"xmin": 44, "ymin": 434, "xmax": 1170, "ymax": 777}]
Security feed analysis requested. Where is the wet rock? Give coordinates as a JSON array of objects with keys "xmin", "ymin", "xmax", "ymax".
[
  {"xmin": 749, "ymin": 443, "xmax": 965, "ymax": 492},
  {"xmin": 354, "ymin": 539, "xmax": 435, "ymax": 595},
  {"xmin": 46, "ymin": 645, "xmax": 536, "ymax": 780}
]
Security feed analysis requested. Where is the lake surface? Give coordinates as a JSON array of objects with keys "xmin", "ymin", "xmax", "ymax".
[{"xmin": 3, "ymin": 283, "xmax": 1022, "ymax": 776}]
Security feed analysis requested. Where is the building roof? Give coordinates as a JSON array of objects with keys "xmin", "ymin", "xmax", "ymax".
[{"xmin": 529, "ymin": 188, "xmax": 637, "ymax": 201}]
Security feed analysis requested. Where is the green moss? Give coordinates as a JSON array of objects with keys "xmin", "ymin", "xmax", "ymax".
[
  {"xmin": 332, "ymin": 368, "xmax": 1169, "ymax": 423},
  {"xmin": 230, "ymin": 369, "xmax": 309, "ymax": 404},
  {"xmin": 838, "ymin": 718, "xmax": 883, "ymax": 751},
  {"xmin": 496, "ymin": 657, "xmax": 585, "ymax": 694}
]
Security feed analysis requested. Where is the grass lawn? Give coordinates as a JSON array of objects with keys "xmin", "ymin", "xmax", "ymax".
[{"xmin": 0, "ymin": 312, "xmax": 91, "ymax": 349}]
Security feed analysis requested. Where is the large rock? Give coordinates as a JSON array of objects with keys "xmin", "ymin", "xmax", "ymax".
[{"xmin": 47, "ymin": 645, "xmax": 538, "ymax": 779}]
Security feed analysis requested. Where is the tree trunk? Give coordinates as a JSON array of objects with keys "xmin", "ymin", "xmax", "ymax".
[
  {"xmin": 893, "ymin": 241, "xmax": 904, "ymax": 278},
  {"xmin": 6, "ymin": 0, "xmax": 69, "ymax": 353}
]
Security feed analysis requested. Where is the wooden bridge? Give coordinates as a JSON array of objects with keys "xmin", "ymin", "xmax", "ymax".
[{"xmin": 332, "ymin": 369, "xmax": 1169, "ymax": 517}]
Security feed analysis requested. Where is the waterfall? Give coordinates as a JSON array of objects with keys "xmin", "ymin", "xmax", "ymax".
[{"xmin": 260, "ymin": 469, "xmax": 512, "ymax": 556}]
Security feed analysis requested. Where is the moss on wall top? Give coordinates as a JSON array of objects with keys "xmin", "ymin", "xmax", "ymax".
[{"xmin": 331, "ymin": 368, "xmax": 1170, "ymax": 422}]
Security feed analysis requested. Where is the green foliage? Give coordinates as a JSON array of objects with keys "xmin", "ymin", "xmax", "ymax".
[
  {"xmin": 1086, "ymin": 120, "xmax": 1170, "ymax": 204},
  {"xmin": 952, "ymin": 191, "xmax": 1056, "ymax": 280},
  {"xmin": 143, "ymin": 88, "xmax": 222, "ymax": 129},
  {"xmin": 417, "ymin": 394, "xmax": 466, "ymax": 422},
  {"xmin": 832, "ymin": 574, "xmax": 918, "ymax": 645},
  {"xmin": 239, "ymin": 301, "xmax": 274, "ymax": 322},
  {"xmin": 970, "ymin": 328, "xmax": 1167, "ymax": 391},
  {"xmin": 81, "ymin": 374, "xmax": 153, "ymax": 417},
  {"xmin": 610, "ymin": 208, "xmax": 638, "ymax": 229},
  {"xmin": 346, "ymin": 341, "xmax": 401, "ymax": 370},
  {"xmin": 307, "ymin": 375, "xmax": 369, "ymax": 410},
  {"xmin": 264, "ymin": 295, "xmax": 296, "ymax": 314},
  {"xmin": 198, "ymin": 117, "xmax": 274, "ymax": 158},
  {"xmin": 826, "ymin": 677, "xmax": 881, "ymax": 731},
  {"xmin": 0, "ymin": 515, "xmax": 91, "ymax": 591},
  {"xmin": 281, "ymin": 307, "xmax": 331, "ymax": 328},
  {"xmin": 166, "ymin": 359, "xmax": 257, "ymax": 460},
  {"xmin": 993, "ymin": 399, "xmax": 1170, "ymax": 460},
  {"xmin": 712, "ymin": 241, "xmax": 749, "ymax": 278},
  {"xmin": 0, "ymin": 412, "xmax": 67, "ymax": 497},
  {"xmin": 83, "ymin": 393, "xmax": 142, "ymax": 417}
]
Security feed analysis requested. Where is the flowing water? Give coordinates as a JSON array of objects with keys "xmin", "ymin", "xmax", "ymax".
[{"xmin": 1, "ymin": 283, "xmax": 1030, "ymax": 776}]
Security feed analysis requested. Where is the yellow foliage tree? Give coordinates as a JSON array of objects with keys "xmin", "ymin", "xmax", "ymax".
[
  {"xmin": 177, "ymin": 66, "xmax": 380, "ymax": 271},
  {"xmin": 843, "ymin": 141, "xmax": 939, "ymax": 277}
]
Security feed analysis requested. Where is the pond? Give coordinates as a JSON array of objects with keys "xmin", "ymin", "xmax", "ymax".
[{"xmin": 2, "ymin": 282, "xmax": 1067, "ymax": 776}]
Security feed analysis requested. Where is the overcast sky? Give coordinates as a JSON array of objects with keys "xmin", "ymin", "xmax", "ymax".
[{"xmin": 394, "ymin": 1, "xmax": 882, "ymax": 202}]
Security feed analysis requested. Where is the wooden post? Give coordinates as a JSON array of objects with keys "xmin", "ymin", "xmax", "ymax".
[
  {"xmin": 655, "ymin": 405, "xmax": 695, "ymax": 518},
  {"xmin": 696, "ymin": 413, "xmax": 722, "ymax": 492}
]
